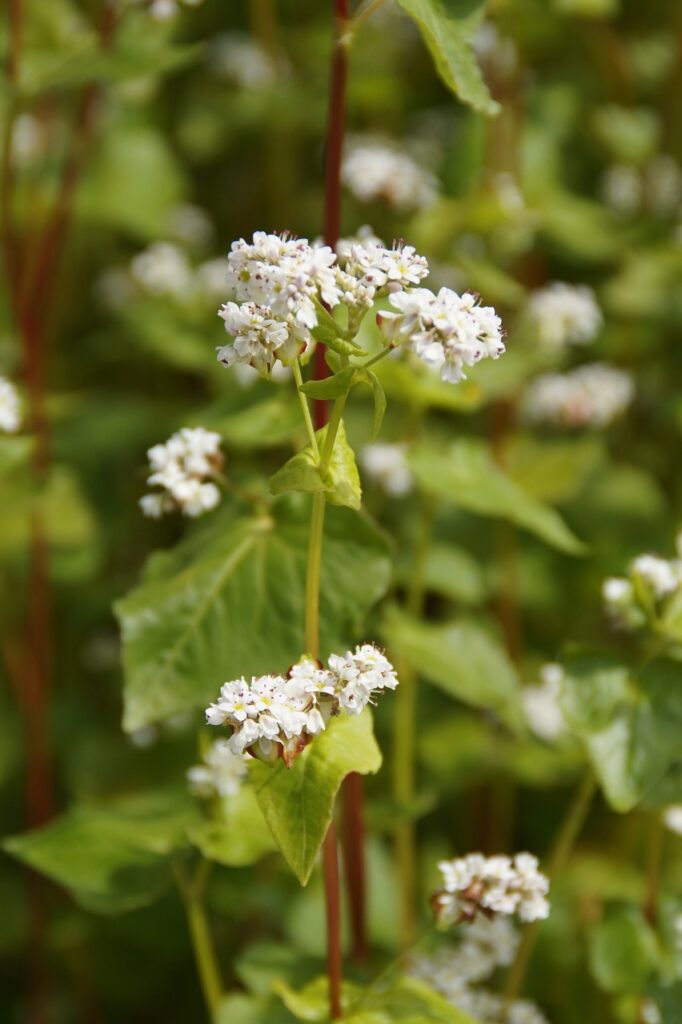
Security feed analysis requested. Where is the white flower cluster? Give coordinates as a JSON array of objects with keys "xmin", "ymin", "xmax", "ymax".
[
  {"xmin": 522, "ymin": 363, "xmax": 634, "ymax": 429},
  {"xmin": 360, "ymin": 443, "xmax": 413, "ymax": 497},
  {"xmin": 522, "ymin": 663, "xmax": 566, "ymax": 743},
  {"xmin": 528, "ymin": 282, "xmax": 602, "ymax": 350},
  {"xmin": 205, "ymin": 643, "xmax": 398, "ymax": 766},
  {"xmin": 640, "ymin": 1000, "xmax": 662, "ymax": 1024},
  {"xmin": 377, "ymin": 287, "xmax": 505, "ymax": 384},
  {"xmin": 0, "ymin": 377, "xmax": 21, "ymax": 433},
  {"xmin": 433, "ymin": 853, "xmax": 550, "ymax": 926},
  {"xmin": 602, "ymin": 155, "xmax": 682, "ymax": 216},
  {"xmin": 209, "ymin": 33, "xmax": 281, "ymax": 90},
  {"xmin": 187, "ymin": 739, "xmax": 249, "ymax": 799},
  {"xmin": 342, "ymin": 138, "xmax": 438, "ymax": 211},
  {"xmin": 140, "ymin": 427, "xmax": 223, "ymax": 519},
  {"xmin": 216, "ymin": 230, "xmax": 429, "ymax": 377},
  {"xmin": 409, "ymin": 918, "xmax": 549, "ymax": 1024},
  {"xmin": 603, "ymin": 538, "xmax": 682, "ymax": 630}
]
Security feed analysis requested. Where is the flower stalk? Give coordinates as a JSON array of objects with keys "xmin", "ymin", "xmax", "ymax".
[{"xmin": 174, "ymin": 859, "xmax": 223, "ymax": 1018}]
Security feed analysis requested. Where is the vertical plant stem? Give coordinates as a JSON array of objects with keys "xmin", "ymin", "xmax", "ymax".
[
  {"xmin": 393, "ymin": 495, "xmax": 434, "ymax": 948},
  {"xmin": 292, "ymin": 359, "xmax": 321, "ymax": 457},
  {"xmin": 301, "ymin": 396, "xmax": 346, "ymax": 1016},
  {"xmin": 505, "ymin": 771, "xmax": 596, "ymax": 1000},
  {"xmin": 175, "ymin": 861, "xmax": 223, "ymax": 1019}
]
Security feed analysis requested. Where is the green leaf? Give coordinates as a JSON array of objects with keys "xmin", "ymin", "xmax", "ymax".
[
  {"xmin": 409, "ymin": 440, "xmax": 585, "ymax": 555},
  {"xmin": 560, "ymin": 655, "xmax": 682, "ymax": 811},
  {"xmin": 188, "ymin": 786, "xmax": 275, "ymax": 867},
  {"xmin": 589, "ymin": 905, "xmax": 659, "ymax": 994},
  {"xmin": 215, "ymin": 397, "xmax": 302, "ymax": 449},
  {"xmin": 395, "ymin": 0, "xmax": 499, "ymax": 116},
  {"xmin": 357, "ymin": 370, "xmax": 387, "ymax": 439},
  {"xmin": 383, "ymin": 608, "xmax": 524, "ymax": 731},
  {"xmin": 269, "ymin": 421, "xmax": 362, "ymax": 510},
  {"xmin": 376, "ymin": 358, "xmax": 481, "ymax": 413},
  {"xmin": 505, "ymin": 436, "xmax": 604, "ymax": 504},
  {"xmin": 276, "ymin": 976, "xmax": 363, "ymax": 1021},
  {"xmin": 3, "ymin": 790, "xmax": 196, "ymax": 914},
  {"xmin": 251, "ymin": 712, "xmax": 381, "ymax": 885},
  {"xmin": 348, "ymin": 976, "xmax": 478, "ymax": 1023},
  {"xmin": 419, "ymin": 542, "xmax": 488, "ymax": 605},
  {"xmin": 115, "ymin": 501, "xmax": 391, "ymax": 730},
  {"xmin": 300, "ymin": 367, "xmax": 357, "ymax": 400}
]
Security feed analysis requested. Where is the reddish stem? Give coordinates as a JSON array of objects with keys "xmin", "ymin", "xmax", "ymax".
[
  {"xmin": 323, "ymin": 825, "xmax": 343, "ymax": 1020},
  {"xmin": 341, "ymin": 773, "xmax": 368, "ymax": 961}
]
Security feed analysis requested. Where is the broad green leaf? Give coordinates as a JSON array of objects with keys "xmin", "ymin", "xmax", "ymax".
[
  {"xmin": 419, "ymin": 542, "xmax": 487, "ymax": 605},
  {"xmin": 349, "ymin": 976, "xmax": 478, "ymax": 1023},
  {"xmin": 560, "ymin": 655, "xmax": 682, "ymax": 811},
  {"xmin": 77, "ymin": 125, "xmax": 186, "ymax": 239},
  {"xmin": 188, "ymin": 786, "xmax": 275, "ymax": 867},
  {"xmin": 250, "ymin": 712, "xmax": 381, "ymax": 885},
  {"xmin": 276, "ymin": 977, "xmax": 363, "ymax": 1022},
  {"xmin": 115, "ymin": 500, "xmax": 391, "ymax": 730},
  {"xmin": 383, "ymin": 608, "xmax": 524, "ymax": 731},
  {"xmin": 505, "ymin": 436, "xmax": 604, "ymax": 504},
  {"xmin": 269, "ymin": 421, "xmax": 361, "ymax": 510},
  {"xmin": 395, "ymin": 0, "xmax": 499, "ymax": 116},
  {"xmin": 3, "ymin": 790, "xmax": 196, "ymax": 914},
  {"xmin": 0, "ymin": 464, "xmax": 97, "ymax": 556},
  {"xmin": 216, "ymin": 397, "xmax": 302, "ymax": 449},
  {"xmin": 409, "ymin": 440, "xmax": 585, "ymax": 555},
  {"xmin": 300, "ymin": 367, "xmax": 357, "ymax": 400},
  {"xmin": 589, "ymin": 906, "xmax": 659, "ymax": 994}
]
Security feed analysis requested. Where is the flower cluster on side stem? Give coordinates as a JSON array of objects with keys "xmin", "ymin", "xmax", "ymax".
[
  {"xmin": 140, "ymin": 427, "xmax": 223, "ymax": 518},
  {"xmin": 205, "ymin": 643, "xmax": 398, "ymax": 766},
  {"xmin": 527, "ymin": 282, "xmax": 602, "ymax": 349},
  {"xmin": 409, "ymin": 918, "xmax": 550, "ymax": 1024},
  {"xmin": 432, "ymin": 853, "xmax": 550, "ymax": 926},
  {"xmin": 602, "ymin": 534, "xmax": 682, "ymax": 630}
]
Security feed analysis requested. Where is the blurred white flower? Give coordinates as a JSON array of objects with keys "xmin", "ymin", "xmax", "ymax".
[
  {"xmin": 458, "ymin": 990, "xmax": 549, "ymax": 1024},
  {"xmin": 602, "ymin": 543, "xmax": 682, "ymax": 630},
  {"xmin": 474, "ymin": 22, "xmax": 519, "ymax": 81},
  {"xmin": 360, "ymin": 443, "xmax": 413, "ymax": 497},
  {"xmin": 196, "ymin": 258, "xmax": 228, "ymax": 299},
  {"xmin": 205, "ymin": 644, "xmax": 398, "ymax": 765},
  {"xmin": 342, "ymin": 138, "xmax": 438, "ymax": 211},
  {"xmin": 522, "ymin": 363, "xmax": 634, "ymax": 429},
  {"xmin": 640, "ymin": 1000, "xmax": 662, "ymax": 1024},
  {"xmin": 528, "ymin": 282, "xmax": 602, "ymax": 349},
  {"xmin": 433, "ymin": 852, "xmax": 550, "ymax": 926},
  {"xmin": 140, "ymin": 427, "xmax": 223, "ymax": 518},
  {"xmin": 94, "ymin": 267, "xmax": 135, "ymax": 310},
  {"xmin": 632, "ymin": 553, "xmax": 680, "ymax": 598},
  {"xmin": 0, "ymin": 377, "xmax": 21, "ymax": 433},
  {"xmin": 142, "ymin": 0, "xmax": 204, "ymax": 20},
  {"xmin": 166, "ymin": 204, "xmax": 214, "ymax": 247},
  {"xmin": 522, "ymin": 663, "xmax": 566, "ymax": 742},
  {"xmin": 128, "ymin": 725, "xmax": 159, "ymax": 749},
  {"xmin": 187, "ymin": 739, "xmax": 249, "ymax": 798},
  {"xmin": 209, "ymin": 33, "xmax": 281, "ymax": 89},
  {"xmin": 663, "ymin": 805, "xmax": 682, "ymax": 836},
  {"xmin": 10, "ymin": 113, "xmax": 45, "ymax": 169},
  {"xmin": 378, "ymin": 286, "xmax": 505, "ymax": 384},
  {"xmin": 601, "ymin": 164, "xmax": 643, "ymax": 214},
  {"xmin": 130, "ymin": 242, "xmax": 193, "ymax": 296}
]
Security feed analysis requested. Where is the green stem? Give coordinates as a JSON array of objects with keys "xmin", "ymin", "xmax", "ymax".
[
  {"xmin": 293, "ymin": 359, "xmax": 320, "ymax": 458},
  {"xmin": 175, "ymin": 860, "xmax": 223, "ymax": 1020},
  {"xmin": 350, "ymin": 0, "xmax": 386, "ymax": 36},
  {"xmin": 320, "ymin": 394, "xmax": 347, "ymax": 471},
  {"xmin": 393, "ymin": 495, "xmax": 435, "ymax": 948},
  {"xmin": 360, "ymin": 346, "xmax": 393, "ymax": 372},
  {"xmin": 504, "ymin": 771, "xmax": 596, "ymax": 1000},
  {"xmin": 305, "ymin": 492, "xmax": 326, "ymax": 659}
]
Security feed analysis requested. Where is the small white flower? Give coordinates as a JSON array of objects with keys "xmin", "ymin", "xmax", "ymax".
[
  {"xmin": 130, "ymin": 242, "xmax": 193, "ymax": 296},
  {"xmin": 0, "ymin": 378, "xmax": 21, "ymax": 433},
  {"xmin": 522, "ymin": 664, "xmax": 566, "ymax": 743},
  {"xmin": 187, "ymin": 739, "xmax": 249, "ymax": 798},
  {"xmin": 342, "ymin": 138, "xmax": 438, "ymax": 211},
  {"xmin": 640, "ymin": 1000, "xmax": 662, "ymax": 1024},
  {"xmin": 602, "ymin": 577, "xmax": 633, "ymax": 605},
  {"xmin": 140, "ymin": 427, "xmax": 223, "ymax": 518},
  {"xmin": 631, "ymin": 554, "xmax": 680, "ymax": 599},
  {"xmin": 602, "ymin": 164, "xmax": 642, "ymax": 215},
  {"xmin": 434, "ymin": 852, "xmax": 550, "ymax": 926},
  {"xmin": 522, "ymin": 363, "xmax": 634, "ymax": 429},
  {"xmin": 528, "ymin": 282, "xmax": 602, "ymax": 349},
  {"xmin": 663, "ymin": 805, "xmax": 682, "ymax": 836}
]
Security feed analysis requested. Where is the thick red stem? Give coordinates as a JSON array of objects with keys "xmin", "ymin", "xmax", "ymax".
[{"xmin": 323, "ymin": 825, "xmax": 343, "ymax": 1019}]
